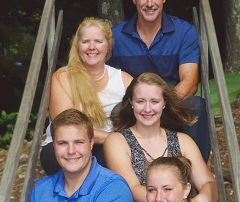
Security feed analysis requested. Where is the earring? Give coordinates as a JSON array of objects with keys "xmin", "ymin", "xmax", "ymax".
[
  {"xmin": 163, "ymin": 106, "xmax": 165, "ymax": 109},
  {"xmin": 131, "ymin": 105, "xmax": 133, "ymax": 109}
]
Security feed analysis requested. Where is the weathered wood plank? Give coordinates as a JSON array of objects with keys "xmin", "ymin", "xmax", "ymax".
[
  {"xmin": 0, "ymin": 0, "xmax": 55, "ymax": 201},
  {"xmin": 19, "ymin": 10, "xmax": 63, "ymax": 202},
  {"xmin": 200, "ymin": 0, "xmax": 240, "ymax": 201},
  {"xmin": 193, "ymin": 6, "xmax": 227, "ymax": 202}
]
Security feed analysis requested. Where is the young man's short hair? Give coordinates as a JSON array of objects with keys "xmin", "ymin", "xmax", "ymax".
[{"xmin": 50, "ymin": 108, "xmax": 94, "ymax": 141}]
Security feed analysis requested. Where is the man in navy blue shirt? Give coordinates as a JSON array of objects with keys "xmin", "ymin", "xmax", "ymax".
[
  {"xmin": 108, "ymin": 0, "xmax": 210, "ymax": 162},
  {"xmin": 30, "ymin": 109, "xmax": 133, "ymax": 202}
]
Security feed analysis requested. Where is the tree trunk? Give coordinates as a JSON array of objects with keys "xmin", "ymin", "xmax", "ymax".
[
  {"xmin": 222, "ymin": 0, "xmax": 240, "ymax": 72},
  {"xmin": 97, "ymin": 0, "xmax": 125, "ymax": 27}
]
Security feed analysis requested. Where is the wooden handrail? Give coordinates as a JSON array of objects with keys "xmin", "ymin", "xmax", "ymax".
[
  {"xmin": 198, "ymin": 0, "xmax": 240, "ymax": 201},
  {"xmin": 0, "ymin": 0, "xmax": 56, "ymax": 201},
  {"xmin": 193, "ymin": 6, "xmax": 227, "ymax": 201},
  {"xmin": 19, "ymin": 10, "xmax": 63, "ymax": 202}
]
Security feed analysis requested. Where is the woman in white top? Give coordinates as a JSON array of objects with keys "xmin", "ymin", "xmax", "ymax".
[{"xmin": 40, "ymin": 17, "xmax": 133, "ymax": 175}]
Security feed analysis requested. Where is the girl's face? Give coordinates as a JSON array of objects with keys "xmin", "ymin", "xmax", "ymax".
[
  {"xmin": 78, "ymin": 25, "xmax": 108, "ymax": 69},
  {"xmin": 146, "ymin": 167, "xmax": 191, "ymax": 202},
  {"xmin": 131, "ymin": 83, "xmax": 166, "ymax": 127}
]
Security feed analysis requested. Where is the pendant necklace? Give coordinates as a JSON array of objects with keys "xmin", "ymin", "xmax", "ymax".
[
  {"xmin": 94, "ymin": 66, "xmax": 107, "ymax": 82},
  {"xmin": 140, "ymin": 146, "xmax": 168, "ymax": 162},
  {"xmin": 141, "ymin": 147, "xmax": 155, "ymax": 161}
]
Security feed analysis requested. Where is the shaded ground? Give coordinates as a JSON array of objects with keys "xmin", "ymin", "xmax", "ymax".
[{"xmin": 0, "ymin": 94, "xmax": 239, "ymax": 202}]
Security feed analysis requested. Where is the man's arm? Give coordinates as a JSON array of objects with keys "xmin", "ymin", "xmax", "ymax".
[{"xmin": 174, "ymin": 63, "xmax": 199, "ymax": 99}]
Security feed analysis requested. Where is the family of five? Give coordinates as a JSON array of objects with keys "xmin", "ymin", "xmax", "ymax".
[{"xmin": 31, "ymin": 0, "xmax": 218, "ymax": 201}]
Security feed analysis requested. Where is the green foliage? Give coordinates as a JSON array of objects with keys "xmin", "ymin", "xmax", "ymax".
[
  {"xmin": 197, "ymin": 73, "xmax": 240, "ymax": 116},
  {"xmin": 0, "ymin": 110, "xmax": 37, "ymax": 150}
]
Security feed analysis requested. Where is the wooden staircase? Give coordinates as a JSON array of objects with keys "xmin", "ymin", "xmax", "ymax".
[{"xmin": 0, "ymin": 0, "xmax": 239, "ymax": 201}]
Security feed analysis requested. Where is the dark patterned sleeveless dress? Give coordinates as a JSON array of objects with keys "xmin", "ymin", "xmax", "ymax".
[{"xmin": 121, "ymin": 128, "xmax": 182, "ymax": 185}]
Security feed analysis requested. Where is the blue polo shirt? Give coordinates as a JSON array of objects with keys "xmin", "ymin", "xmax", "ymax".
[
  {"xmin": 30, "ymin": 157, "xmax": 133, "ymax": 202},
  {"xmin": 107, "ymin": 11, "xmax": 199, "ymax": 86}
]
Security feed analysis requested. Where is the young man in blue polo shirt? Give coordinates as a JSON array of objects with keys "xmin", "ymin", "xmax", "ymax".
[
  {"xmin": 30, "ymin": 109, "xmax": 133, "ymax": 202},
  {"xmin": 107, "ymin": 0, "xmax": 210, "ymax": 162}
]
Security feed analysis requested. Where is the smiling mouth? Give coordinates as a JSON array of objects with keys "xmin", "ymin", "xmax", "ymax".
[
  {"xmin": 142, "ymin": 114, "xmax": 154, "ymax": 119},
  {"xmin": 87, "ymin": 53, "xmax": 98, "ymax": 57},
  {"xmin": 65, "ymin": 157, "xmax": 80, "ymax": 162},
  {"xmin": 142, "ymin": 6, "xmax": 158, "ymax": 12}
]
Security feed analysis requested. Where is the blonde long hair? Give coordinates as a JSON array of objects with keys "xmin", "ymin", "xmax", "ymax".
[{"xmin": 57, "ymin": 17, "xmax": 113, "ymax": 128}]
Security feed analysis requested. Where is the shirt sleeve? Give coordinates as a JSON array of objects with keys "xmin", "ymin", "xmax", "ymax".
[
  {"xmin": 95, "ymin": 179, "xmax": 134, "ymax": 202},
  {"xmin": 179, "ymin": 24, "xmax": 200, "ymax": 65}
]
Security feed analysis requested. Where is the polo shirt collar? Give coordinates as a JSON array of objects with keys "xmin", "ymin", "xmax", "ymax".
[
  {"xmin": 162, "ymin": 11, "xmax": 175, "ymax": 33},
  {"xmin": 122, "ymin": 11, "xmax": 175, "ymax": 35},
  {"xmin": 122, "ymin": 13, "xmax": 138, "ymax": 34},
  {"xmin": 53, "ymin": 156, "xmax": 100, "ymax": 198}
]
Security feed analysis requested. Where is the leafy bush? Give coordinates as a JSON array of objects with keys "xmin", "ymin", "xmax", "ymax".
[{"xmin": 0, "ymin": 110, "xmax": 37, "ymax": 150}]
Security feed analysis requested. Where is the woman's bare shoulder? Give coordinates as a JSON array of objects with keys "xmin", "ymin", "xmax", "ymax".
[
  {"xmin": 52, "ymin": 67, "xmax": 69, "ymax": 83},
  {"xmin": 54, "ymin": 66, "xmax": 68, "ymax": 77},
  {"xmin": 121, "ymin": 71, "xmax": 133, "ymax": 89},
  {"xmin": 104, "ymin": 132, "xmax": 127, "ymax": 148}
]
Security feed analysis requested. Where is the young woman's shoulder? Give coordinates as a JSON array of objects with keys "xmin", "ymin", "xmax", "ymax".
[
  {"xmin": 177, "ymin": 132, "xmax": 197, "ymax": 149},
  {"xmin": 104, "ymin": 131, "xmax": 130, "ymax": 152},
  {"xmin": 177, "ymin": 131, "xmax": 202, "ymax": 157},
  {"xmin": 177, "ymin": 131, "xmax": 193, "ymax": 141},
  {"xmin": 105, "ymin": 132, "xmax": 125, "ymax": 143}
]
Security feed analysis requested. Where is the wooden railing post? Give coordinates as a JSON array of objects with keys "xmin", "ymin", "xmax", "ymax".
[
  {"xmin": 19, "ymin": 9, "xmax": 63, "ymax": 202},
  {"xmin": 193, "ymin": 6, "xmax": 227, "ymax": 202},
  {"xmin": 47, "ymin": 6, "xmax": 55, "ymax": 65},
  {"xmin": 0, "ymin": 0, "xmax": 55, "ymax": 201},
  {"xmin": 200, "ymin": 0, "xmax": 240, "ymax": 200}
]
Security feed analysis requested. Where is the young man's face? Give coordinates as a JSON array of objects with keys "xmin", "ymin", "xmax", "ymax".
[
  {"xmin": 53, "ymin": 125, "xmax": 94, "ymax": 176},
  {"xmin": 133, "ymin": 0, "xmax": 166, "ymax": 23}
]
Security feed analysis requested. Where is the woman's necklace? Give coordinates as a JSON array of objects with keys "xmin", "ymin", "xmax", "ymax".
[
  {"xmin": 141, "ymin": 147, "xmax": 155, "ymax": 161},
  {"xmin": 94, "ymin": 66, "xmax": 107, "ymax": 82},
  {"xmin": 140, "ymin": 145, "xmax": 168, "ymax": 162}
]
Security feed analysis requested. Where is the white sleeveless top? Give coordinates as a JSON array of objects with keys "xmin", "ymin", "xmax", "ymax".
[{"xmin": 42, "ymin": 65, "xmax": 125, "ymax": 146}]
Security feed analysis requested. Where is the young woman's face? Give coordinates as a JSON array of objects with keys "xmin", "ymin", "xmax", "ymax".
[
  {"xmin": 131, "ymin": 83, "xmax": 166, "ymax": 127},
  {"xmin": 146, "ymin": 167, "xmax": 190, "ymax": 202},
  {"xmin": 78, "ymin": 25, "xmax": 108, "ymax": 69}
]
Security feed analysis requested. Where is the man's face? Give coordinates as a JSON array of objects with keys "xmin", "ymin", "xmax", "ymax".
[
  {"xmin": 133, "ymin": 0, "xmax": 166, "ymax": 23},
  {"xmin": 53, "ymin": 125, "xmax": 94, "ymax": 176}
]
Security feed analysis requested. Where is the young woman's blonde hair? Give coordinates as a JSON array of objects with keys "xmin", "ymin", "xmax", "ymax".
[{"xmin": 56, "ymin": 17, "xmax": 113, "ymax": 127}]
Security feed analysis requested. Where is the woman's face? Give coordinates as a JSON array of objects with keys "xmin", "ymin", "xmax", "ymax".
[
  {"xmin": 78, "ymin": 25, "xmax": 108, "ymax": 69},
  {"xmin": 146, "ymin": 167, "xmax": 190, "ymax": 202},
  {"xmin": 131, "ymin": 83, "xmax": 166, "ymax": 127}
]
